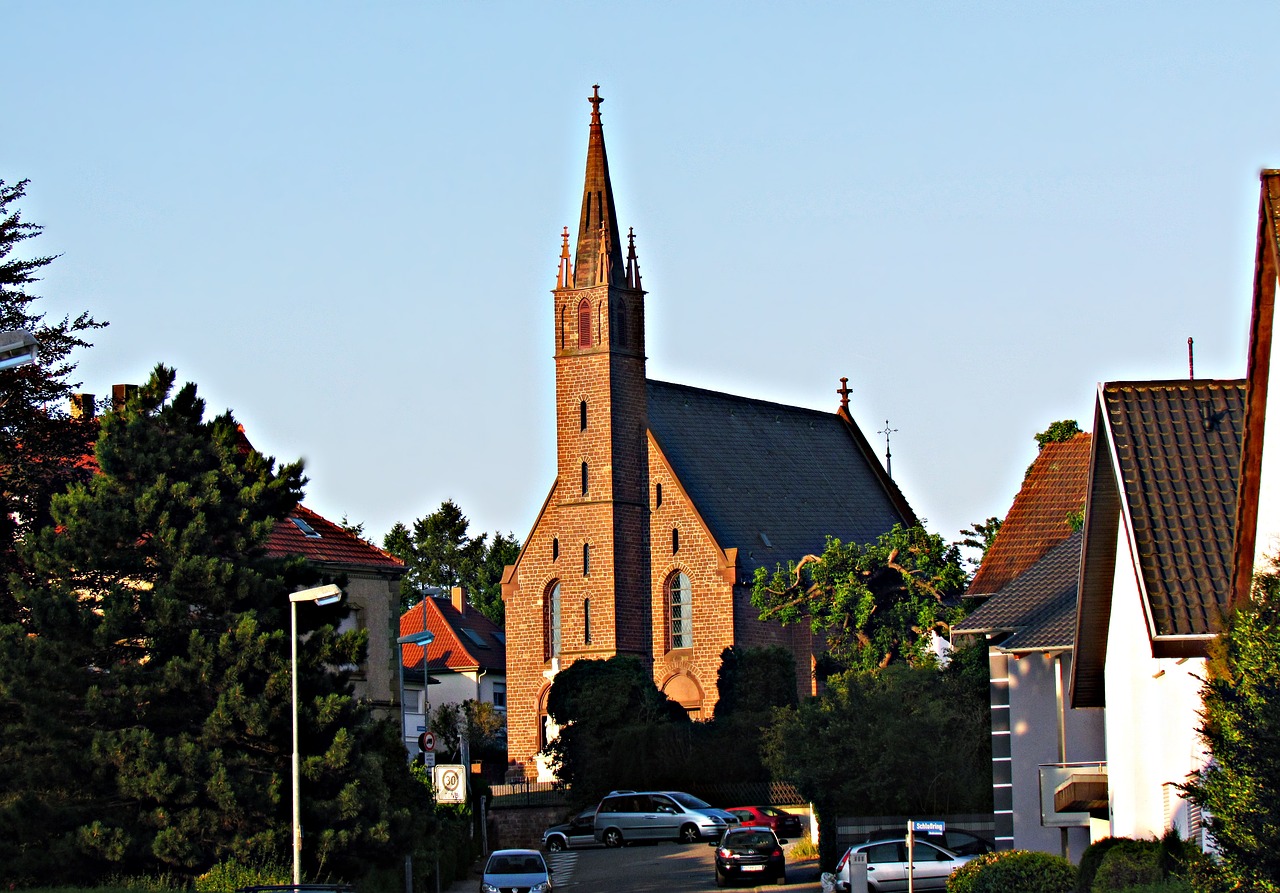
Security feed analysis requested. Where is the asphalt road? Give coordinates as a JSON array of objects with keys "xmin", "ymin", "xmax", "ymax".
[{"xmin": 451, "ymin": 842, "xmax": 823, "ymax": 893}]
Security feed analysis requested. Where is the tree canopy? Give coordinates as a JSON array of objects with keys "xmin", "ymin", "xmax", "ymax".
[
  {"xmin": 751, "ymin": 523, "xmax": 968, "ymax": 673},
  {"xmin": 382, "ymin": 499, "xmax": 518, "ymax": 625}
]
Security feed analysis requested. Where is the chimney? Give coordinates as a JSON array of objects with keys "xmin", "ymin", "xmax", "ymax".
[
  {"xmin": 69, "ymin": 393, "xmax": 95, "ymax": 420},
  {"xmin": 451, "ymin": 586, "xmax": 467, "ymax": 615},
  {"xmin": 112, "ymin": 384, "xmax": 138, "ymax": 411}
]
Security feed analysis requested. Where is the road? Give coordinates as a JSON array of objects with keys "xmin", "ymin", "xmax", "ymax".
[{"xmin": 539, "ymin": 841, "xmax": 823, "ymax": 893}]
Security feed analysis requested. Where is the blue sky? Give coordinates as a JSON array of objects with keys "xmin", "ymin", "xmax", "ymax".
[{"xmin": 6, "ymin": 2, "xmax": 1279, "ymax": 549}]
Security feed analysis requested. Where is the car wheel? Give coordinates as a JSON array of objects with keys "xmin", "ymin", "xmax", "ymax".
[
  {"xmin": 602, "ymin": 828, "xmax": 623, "ymax": 848},
  {"xmin": 679, "ymin": 823, "xmax": 700, "ymax": 844},
  {"xmin": 546, "ymin": 836, "xmax": 565, "ymax": 852},
  {"xmin": 715, "ymin": 868, "xmax": 727, "ymax": 888},
  {"xmin": 776, "ymin": 872, "xmax": 787, "ymax": 885}
]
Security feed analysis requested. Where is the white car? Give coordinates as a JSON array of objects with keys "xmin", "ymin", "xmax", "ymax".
[
  {"xmin": 835, "ymin": 838, "xmax": 975, "ymax": 892},
  {"xmin": 480, "ymin": 848, "xmax": 551, "ymax": 893}
]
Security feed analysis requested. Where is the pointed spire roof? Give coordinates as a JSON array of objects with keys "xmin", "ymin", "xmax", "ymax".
[{"xmin": 573, "ymin": 85, "xmax": 626, "ymax": 288}]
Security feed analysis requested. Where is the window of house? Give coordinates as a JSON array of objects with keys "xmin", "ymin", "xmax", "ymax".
[
  {"xmin": 290, "ymin": 516, "xmax": 321, "ymax": 538},
  {"xmin": 580, "ymin": 399, "xmax": 587, "ymax": 431},
  {"xmin": 583, "ymin": 542, "xmax": 591, "ymax": 576},
  {"xmin": 669, "ymin": 571, "xmax": 692, "ymax": 649},
  {"xmin": 492, "ymin": 684, "xmax": 507, "ymax": 710},
  {"xmin": 578, "ymin": 299, "xmax": 592, "ymax": 348},
  {"xmin": 545, "ymin": 582, "xmax": 562, "ymax": 659},
  {"xmin": 583, "ymin": 597, "xmax": 592, "ymax": 645}
]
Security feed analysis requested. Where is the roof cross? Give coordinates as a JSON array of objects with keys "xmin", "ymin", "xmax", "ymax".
[{"xmin": 878, "ymin": 420, "xmax": 898, "ymax": 479}]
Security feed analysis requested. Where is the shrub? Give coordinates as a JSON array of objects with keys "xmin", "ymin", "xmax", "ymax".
[
  {"xmin": 1078, "ymin": 838, "xmax": 1129, "ymax": 893},
  {"xmin": 1092, "ymin": 839, "xmax": 1162, "ymax": 893},
  {"xmin": 947, "ymin": 850, "xmax": 1076, "ymax": 893},
  {"xmin": 194, "ymin": 859, "xmax": 291, "ymax": 893}
]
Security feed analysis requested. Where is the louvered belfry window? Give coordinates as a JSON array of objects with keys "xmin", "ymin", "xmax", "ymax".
[{"xmin": 578, "ymin": 299, "xmax": 592, "ymax": 347}]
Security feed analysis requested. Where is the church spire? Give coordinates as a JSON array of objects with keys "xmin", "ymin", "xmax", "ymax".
[{"xmin": 574, "ymin": 85, "xmax": 626, "ymax": 288}]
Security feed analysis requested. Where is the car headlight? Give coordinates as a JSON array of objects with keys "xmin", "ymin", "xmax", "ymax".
[
  {"xmin": 480, "ymin": 885, "xmax": 500, "ymax": 893},
  {"xmin": 530, "ymin": 883, "xmax": 550, "ymax": 893}
]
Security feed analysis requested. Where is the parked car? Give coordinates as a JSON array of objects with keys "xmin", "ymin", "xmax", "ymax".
[
  {"xmin": 726, "ymin": 805, "xmax": 805, "ymax": 839},
  {"xmin": 834, "ymin": 838, "xmax": 975, "ymax": 893},
  {"xmin": 542, "ymin": 808, "xmax": 599, "ymax": 852},
  {"xmin": 712, "ymin": 826, "xmax": 788, "ymax": 887},
  {"xmin": 593, "ymin": 790, "xmax": 738, "ymax": 846},
  {"xmin": 859, "ymin": 827, "xmax": 995, "ymax": 856},
  {"xmin": 480, "ymin": 849, "xmax": 552, "ymax": 893}
]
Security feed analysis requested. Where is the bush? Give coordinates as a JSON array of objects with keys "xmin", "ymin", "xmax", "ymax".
[
  {"xmin": 1078, "ymin": 838, "xmax": 1129, "ymax": 893},
  {"xmin": 194, "ymin": 859, "xmax": 291, "ymax": 893},
  {"xmin": 947, "ymin": 850, "xmax": 1076, "ymax": 893},
  {"xmin": 1092, "ymin": 839, "xmax": 1162, "ymax": 893}
]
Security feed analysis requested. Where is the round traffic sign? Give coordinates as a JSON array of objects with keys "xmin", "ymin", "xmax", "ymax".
[{"xmin": 418, "ymin": 731, "xmax": 436, "ymax": 752}]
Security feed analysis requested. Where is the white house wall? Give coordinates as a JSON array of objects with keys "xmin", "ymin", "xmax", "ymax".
[
  {"xmin": 1253, "ymin": 329, "xmax": 1280, "ymax": 573},
  {"xmin": 1104, "ymin": 525, "xmax": 1207, "ymax": 841}
]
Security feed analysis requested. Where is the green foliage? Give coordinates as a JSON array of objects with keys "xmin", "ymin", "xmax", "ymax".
[
  {"xmin": 958, "ymin": 516, "xmax": 1002, "ymax": 572},
  {"xmin": 752, "ymin": 524, "xmax": 968, "ymax": 672},
  {"xmin": 763, "ymin": 650, "xmax": 991, "ymax": 870},
  {"xmin": 194, "ymin": 858, "xmax": 291, "ymax": 893},
  {"xmin": 1183, "ymin": 568, "xmax": 1280, "ymax": 892},
  {"xmin": 543, "ymin": 656, "xmax": 690, "ymax": 804},
  {"xmin": 429, "ymin": 698, "xmax": 507, "ymax": 764},
  {"xmin": 1035, "ymin": 420, "xmax": 1083, "ymax": 449},
  {"xmin": 1078, "ymin": 839, "xmax": 1128, "ymax": 893},
  {"xmin": 714, "ymin": 645, "xmax": 799, "ymax": 718},
  {"xmin": 1092, "ymin": 840, "xmax": 1161, "ymax": 892},
  {"xmin": 382, "ymin": 501, "xmax": 518, "ymax": 625},
  {"xmin": 947, "ymin": 850, "xmax": 1076, "ymax": 893}
]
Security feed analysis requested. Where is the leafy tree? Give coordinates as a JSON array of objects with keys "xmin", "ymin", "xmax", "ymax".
[
  {"xmin": 543, "ymin": 656, "xmax": 689, "ymax": 805},
  {"xmin": 752, "ymin": 524, "xmax": 968, "ymax": 673},
  {"xmin": 1183, "ymin": 568, "xmax": 1280, "ymax": 892},
  {"xmin": 1035, "ymin": 419, "xmax": 1083, "ymax": 449},
  {"xmin": 958, "ymin": 516, "xmax": 1002, "ymax": 573},
  {"xmin": 761, "ymin": 652, "xmax": 991, "ymax": 870},
  {"xmin": 429, "ymin": 699, "xmax": 507, "ymax": 765},
  {"xmin": 382, "ymin": 501, "xmax": 518, "ymax": 626},
  {"xmin": 714, "ymin": 645, "xmax": 799, "ymax": 719},
  {"xmin": 2, "ymin": 366, "xmax": 408, "ymax": 883},
  {"xmin": 0, "ymin": 178, "xmax": 105, "ymax": 620}
]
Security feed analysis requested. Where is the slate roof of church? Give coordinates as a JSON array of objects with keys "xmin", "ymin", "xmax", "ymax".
[
  {"xmin": 954, "ymin": 529, "xmax": 1081, "ymax": 652},
  {"xmin": 646, "ymin": 379, "xmax": 915, "ymax": 573},
  {"xmin": 968, "ymin": 433, "xmax": 1091, "ymax": 597},
  {"xmin": 400, "ymin": 596, "xmax": 506, "ymax": 674},
  {"xmin": 1101, "ymin": 380, "xmax": 1244, "ymax": 637}
]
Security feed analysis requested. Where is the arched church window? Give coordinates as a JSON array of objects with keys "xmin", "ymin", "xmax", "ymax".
[
  {"xmin": 581, "ymin": 461, "xmax": 589, "ymax": 495},
  {"xmin": 545, "ymin": 581, "xmax": 562, "ymax": 660},
  {"xmin": 552, "ymin": 537, "xmax": 559, "ymax": 561},
  {"xmin": 580, "ymin": 400, "xmax": 587, "ymax": 431},
  {"xmin": 583, "ymin": 542, "xmax": 591, "ymax": 576},
  {"xmin": 669, "ymin": 571, "xmax": 692, "ymax": 650},
  {"xmin": 672, "ymin": 527, "xmax": 679, "ymax": 554},
  {"xmin": 578, "ymin": 299, "xmax": 592, "ymax": 348},
  {"xmin": 583, "ymin": 598, "xmax": 592, "ymax": 645},
  {"xmin": 655, "ymin": 483, "xmax": 663, "ymax": 507}
]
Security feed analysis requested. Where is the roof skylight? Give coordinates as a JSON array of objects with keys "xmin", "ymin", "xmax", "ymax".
[
  {"xmin": 290, "ymin": 517, "xmax": 322, "ymax": 539},
  {"xmin": 461, "ymin": 628, "xmax": 489, "ymax": 649}
]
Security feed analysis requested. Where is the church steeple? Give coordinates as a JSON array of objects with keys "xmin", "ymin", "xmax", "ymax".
[{"xmin": 574, "ymin": 85, "xmax": 626, "ymax": 288}]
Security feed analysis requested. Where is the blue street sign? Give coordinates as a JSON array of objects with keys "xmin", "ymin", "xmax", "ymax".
[{"xmin": 910, "ymin": 820, "xmax": 945, "ymax": 834}]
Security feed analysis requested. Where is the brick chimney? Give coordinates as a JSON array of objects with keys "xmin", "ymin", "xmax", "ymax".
[
  {"xmin": 112, "ymin": 384, "xmax": 138, "ymax": 411},
  {"xmin": 69, "ymin": 393, "xmax": 95, "ymax": 420},
  {"xmin": 451, "ymin": 586, "xmax": 467, "ymax": 615}
]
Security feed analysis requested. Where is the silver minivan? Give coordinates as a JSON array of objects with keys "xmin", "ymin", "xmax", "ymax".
[{"xmin": 592, "ymin": 790, "xmax": 737, "ymax": 846}]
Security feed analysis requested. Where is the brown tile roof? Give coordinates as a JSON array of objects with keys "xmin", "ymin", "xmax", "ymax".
[
  {"xmin": 1105, "ymin": 380, "xmax": 1244, "ymax": 638},
  {"xmin": 400, "ymin": 595, "xmax": 506, "ymax": 674},
  {"xmin": 968, "ymin": 433, "xmax": 1092, "ymax": 597},
  {"xmin": 266, "ymin": 504, "xmax": 405, "ymax": 570}
]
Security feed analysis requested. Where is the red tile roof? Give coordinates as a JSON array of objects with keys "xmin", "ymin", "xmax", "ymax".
[
  {"xmin": 266, "ymin": 504, "xmax": 404, "ymax": 570},
  {"xmin": 968, "ymin": 433, "xmax": 1092, "ymax": 596},
  {"xmin": 400, "ymin": 595, "xmax": 506, "ymax": 674}
]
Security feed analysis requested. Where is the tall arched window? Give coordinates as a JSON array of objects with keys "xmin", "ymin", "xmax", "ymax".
[
  {"xmin": 669, "ymin": 571, "xmax": 692, "ymax": 649},
  {"xmin": 580, "ymin": 400, "xmax": 587, "ymax": 431},
  {"xmin": 672, "ymin": 527, "xmax": 679, "ymax": 554},
  {"xmin": 552, "ymin": 537, "xmax": 559, "ymax": 561},
  {"xmin": 578, "ymin": 299, "xmax": 592, "ymax": 348},
  {"xmin": 581, "ymin": 461, "xmax": 589, "ymax": 495},
  {"xmin": 655, "ymin": 482, "xmax": 663, "ymax": 507},
  {"xmin": 583, "ymin": 598, "xmax": 592, "ymax": 645},
  {"xmin": 583, "ymin": 542, "xmax": 591, "ymax": 576},
  {"xmin": 545, "ymin": 582, "xmax": 562, "ymax": 659}
]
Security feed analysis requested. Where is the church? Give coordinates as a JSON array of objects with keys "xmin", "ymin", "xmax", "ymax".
[{"xmin": 501, "ymin": 88, "xmax": 917, "ymax": 780}]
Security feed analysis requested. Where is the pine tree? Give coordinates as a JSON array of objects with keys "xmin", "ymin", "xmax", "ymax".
[{"xmin": 5, "ymin": 366, "xmax": 403, "ymax": 882}]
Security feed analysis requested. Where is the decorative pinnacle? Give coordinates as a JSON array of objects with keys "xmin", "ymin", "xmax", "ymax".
[
  {"xmin": 589, "ymin": 85, "xmax": 603, "ymax": 126},
  {"xmin": 837, "ymin": 377, "xmax": 852, "ymax": 411},
  {"xmin": 626, "ymin": 227, "xmax": 642, "ymax": 290},
  {"xmin": 557, "ymin": 226, "xmax": 572, "ymax": 289}
]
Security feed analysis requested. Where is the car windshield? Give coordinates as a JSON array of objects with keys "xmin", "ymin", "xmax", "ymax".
[
  {"xmin": 486, "ymin": 853, "xmax": 545, "ymax": 874},
  {"xmin": 670, "ymin": 792, "xmax": 711, "ymax": 809},
  {"xmin": 727, "ymin": 831, "xmax": 776, "ymax": 848},
  {"xmin": 759, "ymin": 806, "xmax": 781, "ymax": 817}
]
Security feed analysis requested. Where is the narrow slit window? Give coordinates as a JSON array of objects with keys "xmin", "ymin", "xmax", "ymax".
[
  {"xmin": 672, "ymin": 527, "xmax": 679, "ymax": 554},
  {"xmin": 546, "ymin": 582, "xmax": 562, "ymax": 660},
  {"xmin": 552, "ymin": 537, "xmax": 559, "ymax": 561},
  {"xmin": 583, "ymin": 542, "xmax": 591, "ymax": 576},
  {"xmin": 580, "ymin": 400, "xmax": 587, "ymax": 431},
  {"xmin": 655, "ymin": 483, "xmax": 663, "ymax": 507},
  {"xmin": 581, "ymin": 462, "xmax": 589, "ymax": 495},
  {"xmin": 583, "ymin": 598, "xmax": 592, "ymax": 645}
]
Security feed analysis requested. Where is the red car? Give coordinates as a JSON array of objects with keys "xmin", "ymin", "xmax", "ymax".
[{"xmin": 725, "ymin": 806, "xmax": 805, "ymax": 840}]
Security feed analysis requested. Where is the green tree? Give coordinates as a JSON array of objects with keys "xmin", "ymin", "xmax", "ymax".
[
  {"xmin": 752, "ymin": 524, "xmax": 968, "ymax": 673},
  {"xmin": 762, "ymin": 653, "xmax": 991, "ymax": 870},
  {"xmin": 1035, "ymin": 419, "xmax": 1083, "ymax": 449},
  {"xmin": 544, "ymin": 656, "xmax": 689, "ymax": 805},
  {"xmin": 958, "ymin": 516, "xmax": 1002, "ymax": 574},
  {"xmin": 2, "ymin": 366, "xmax": 407, "ymax": 883},
  {"xmin": 714, "ymin": 645, "xmax": 799, "ymax": 719},
  {"xmin": 1183, "ymin": 568, "xmax": 1280, "ymax": 892},
  {"xmin": 382, "ymin": 501, "xmax": 518, "ymax": 626},
  {"xmin": 0, "ymin": 178, "xmax": 106, "ymax": 619},
  {"xmin": 429, "ymin": 699, "xmax": 507, "ymax": 765}
]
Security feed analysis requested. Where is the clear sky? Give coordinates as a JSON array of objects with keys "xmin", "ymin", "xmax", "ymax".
[{"xmin": 6, "ymin": 2, "xmax": 1280, "ymax": 551}]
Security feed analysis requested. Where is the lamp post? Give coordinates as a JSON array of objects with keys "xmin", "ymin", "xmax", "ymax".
[
  {"xmin": 289, "ymin": 584, "xmax": 343, "ymax": 886},
  {"xmin": 397, "ymin": 627, "xmax": 435, "ymax": 756}
]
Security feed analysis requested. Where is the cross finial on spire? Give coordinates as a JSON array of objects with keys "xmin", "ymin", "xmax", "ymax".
[
  {"xmin": 878, "ymin": 419, "xmax": 899, "ymax": 478},
  {"xmin": 557, "ymin": 226, "xmax": 572, "ymax": 288},
  {"xmin": 589, "ymin": 85, "xmax": 603, "ymax": 126},
  {"xmin": 626, "ymin": 227, "xmax": 642, "ymax": 290},
  {"xmin": 837, "ymin": 377, "xmax": 852, "ymax": 411}
]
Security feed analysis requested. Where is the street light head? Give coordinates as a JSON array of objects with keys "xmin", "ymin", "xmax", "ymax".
[
  {"xmin": 397, "ymin": 630, "xmax": 435, "ymax": 646},
  {"xmin": 0, "ymin": 330, "xmax": 38, "ymax": 370},
  {"xmin": 289, "ymin": 584, "xmax": 343, "ymax": 605}
]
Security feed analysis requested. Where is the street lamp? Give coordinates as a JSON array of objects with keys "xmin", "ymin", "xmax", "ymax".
[
  {"xmin": 288, "ymin": 584, "xmax": 343, "ymax": 885},
  {"xmin": 0, "ymin": 330, "xmax": 37, "ymax": 370},
  {"xmin": 397, "ymin": 627, "xmax": 435, "ymax": 756}
]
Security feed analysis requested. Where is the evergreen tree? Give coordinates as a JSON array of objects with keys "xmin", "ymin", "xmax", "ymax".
[{"xmin": 3, "ymin": 366, "xmax": 401, "ymax": 882}]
